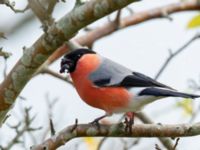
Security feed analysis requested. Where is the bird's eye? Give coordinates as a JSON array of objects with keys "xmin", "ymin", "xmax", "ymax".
[{"xmin": 78, "ymin": 54, "xmax": 81, "ymax": 57}]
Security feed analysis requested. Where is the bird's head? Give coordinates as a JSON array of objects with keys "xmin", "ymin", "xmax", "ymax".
[{"xmin": 60, "ymin": 48, "xmax": 96, "ymax": 73}]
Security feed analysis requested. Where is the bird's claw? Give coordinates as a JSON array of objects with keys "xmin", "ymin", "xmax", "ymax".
[{"xmin": 124, "ymin": 117, "xmax": 134, "ymax": 134}]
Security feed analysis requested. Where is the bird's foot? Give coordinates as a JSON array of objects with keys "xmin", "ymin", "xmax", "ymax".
[{"xmin": 124, "ymin": 112, "xmax": 134, "ymax": 134}]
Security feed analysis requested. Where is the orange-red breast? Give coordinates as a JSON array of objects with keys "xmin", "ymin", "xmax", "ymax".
[{"xmin": 60, "ymin": 48, "xmax": 199, "ymax": 121}]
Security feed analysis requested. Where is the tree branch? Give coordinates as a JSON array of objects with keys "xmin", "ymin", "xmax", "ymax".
[
  {"xmin": 28, "ymin": 0, "xmax": 55, "ymax": 26},
  {"xmin": 47, "ymin": 0, "xmax": 200, "ymax": 64},
  {"xmin": 0, "ymin": 0, "xmax": 139, "ymax": 125},
  {"xmin": 32, "ymin": 122, "xmax": 200, "ymax": 150},
  {"xmin": 38, "ymin": 1, "xmax": 200, "ymax": 149},
  {"xmin": 136, "ymin": 112, "xmax": 174, "ymax": 149},
  {"xmin": 43, "ymin": 2, "xmax": 200, "ymax": 148}
]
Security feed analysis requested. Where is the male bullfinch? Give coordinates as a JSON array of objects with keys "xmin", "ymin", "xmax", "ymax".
[{"xmin": 60, "ymin": 48, "xmax": 200, "ymax": 124}]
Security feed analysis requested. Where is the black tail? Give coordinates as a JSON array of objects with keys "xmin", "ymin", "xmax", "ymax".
[{"xmin": 139, "ymin": 87, "xmax": 200, "ymax": 99}]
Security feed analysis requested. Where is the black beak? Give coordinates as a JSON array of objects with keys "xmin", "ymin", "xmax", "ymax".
[{"xmin": 60, "ymin": 58, "xmax": 72, "ymax": 73}]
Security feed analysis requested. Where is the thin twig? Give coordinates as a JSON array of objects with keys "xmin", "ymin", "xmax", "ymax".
[
  {"xmin": 50, "ymin": 118, "xmax": 56, "ymax": 136},
  {"xmin": 70, "ymin": 118, "xmax": 78, "ymax": 132},
  {"xmin": 172, "ymin": 138, "xmax": 180, "ymax": 150},
  {"xmin": 0, "ymin": 32, "xmax": 7, "ymax": 39},
  {"xmin": 155, "ymin": 33, "xmax": 200, "ymax": 80},
  {"xmin": 3, "ymin": 58, "xmax": 7, "ymax": 78},
  {"xmin": 120, "ymin": 138, "xmax": 140, "ymax": 150},
  {"xmin": 155, "ymin": 144, "xmax": 162, "ymax": 150},
  {"xmin": 40, "ymin": 94, "xmax": 59, "ymax": 141},
  {"xmin": 1, "ymin": 0, "xmax": 29, "ymax": 13},
  {"xmin": 114, "ymin": 9, "xmax": 122, "ymax": 29},
  {"xmin": 41, "ymin": 67, "xmax": 73, "ymax": 85},
  {"xmin": 97, "ymin": 137, "xmax": 107, "ymax": 150},
  {"xmin": 149, "ymin": 33, "xmax": 200, "ymax": 150},
  {"xmin": 2, "ymin": 107, "xmax": 41, "ymax": 149},
  {"xmin": 28, "ymin": 0, "xmax": 54, "ymax": 26}
]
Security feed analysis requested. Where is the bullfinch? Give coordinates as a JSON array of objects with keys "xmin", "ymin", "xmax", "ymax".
[{"xmin": 60, "ymin": 48, "xmax": 200, "ymax": 124}]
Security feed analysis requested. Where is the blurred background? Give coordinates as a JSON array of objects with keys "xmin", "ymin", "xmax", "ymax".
[{"xmin": 0, "ymin": 0, "xmax": 200, "ymax": 149}]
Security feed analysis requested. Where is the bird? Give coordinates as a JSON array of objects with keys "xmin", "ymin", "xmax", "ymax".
[{"xmin": 60, "ymin": 48, "xmax": 200, "ymax": 126}]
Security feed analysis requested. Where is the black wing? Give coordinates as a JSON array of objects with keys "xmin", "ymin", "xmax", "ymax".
[
  {"xmin": 120, "ymin": 72, "xmax": 173, "ymax": 89},
  {"xmin": 89, "ymin": 56, "xmax": 173, "ymax": 89},
  {"xmin": 94, "ymin": 71, "xmax": 173, "ymax": 89},
  {"xmin": 139, "ymin": 87, "xmax": 199, "ymax": 98}
]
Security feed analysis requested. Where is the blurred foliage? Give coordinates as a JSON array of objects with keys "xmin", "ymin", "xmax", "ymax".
[
  {"xmin": 187, "ymin": 13, "xmax": 200, "ymax": 29},
  {"xmin": 83, "ymin": 137, "xmax": 100, "ymax": 150},
  {"xmin": 0, "ymin": 32, "xmax": 6, "ymax": 39},
  {"xmin": 0, "ymin": 47, "xmax": 12, "ymax": 59},
  {"xmin": 176, "ymin": 98, "xmax": 193, "ymax": 116}
]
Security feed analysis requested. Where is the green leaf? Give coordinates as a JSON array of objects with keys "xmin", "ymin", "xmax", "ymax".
[
  {"xmin": 176, "ymin": 98, "xmax": 193, "ymax": 116},
  {"xmin": 187, "ymin": 13, "xmax": 200, "ymax": 29},
  {"xmin": 83, "ymin": 137, "xmax": 100, "ymax": 150}
]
